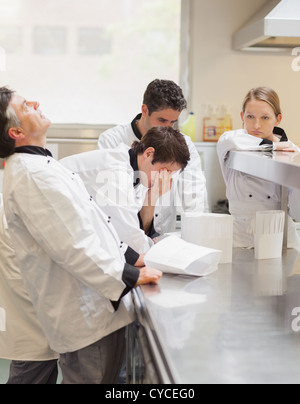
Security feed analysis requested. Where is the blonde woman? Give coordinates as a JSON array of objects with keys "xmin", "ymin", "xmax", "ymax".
[{"xmin": 217, "ymin": 87, "xmax": 300, "ymax": 250}]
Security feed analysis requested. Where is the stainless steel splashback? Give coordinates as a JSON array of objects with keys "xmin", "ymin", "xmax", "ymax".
[{"xmin": 46, "ymin": 123, "xmax": 114, "ymax": 159}]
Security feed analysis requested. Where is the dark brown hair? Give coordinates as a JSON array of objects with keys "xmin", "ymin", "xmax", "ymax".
[
  {"xmin": 132, "ymin": 126, "xmax": 190, "ymax": 170},
  {"xmin": 143, "ymin": 79, "xmax": 187, "ymax": 115}
]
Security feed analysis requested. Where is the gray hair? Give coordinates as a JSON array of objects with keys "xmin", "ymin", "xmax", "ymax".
[
  {"xmin": 6, "ymin": 104, "xmax": 20, "ymax": 132},
  {"xmin": 0, "ymin": 86, "xmax": 18, "ymax": 158}
]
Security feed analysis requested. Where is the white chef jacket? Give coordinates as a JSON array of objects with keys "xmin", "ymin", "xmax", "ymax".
[
  {"xmin": 98, "ymin": 116, "xmax": 208, "ymax": 234},
  {"xmin": 0, "ymin": 195, "xmax": 58, "ymax": 361},
  {"xmin": 3, "ymin": 148, "xmax": 137, "ymax": 354},
  {"xmin": 217, "ymin": 129, "xmax": 300, "ymax": 249},
  {"xmin": 60, "ymin": 144, "xmax": 153, "ymax": 255}
]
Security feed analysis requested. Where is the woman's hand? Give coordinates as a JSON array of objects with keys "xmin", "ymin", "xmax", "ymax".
[{"xmin": 274, "ymin": 141, "xmax": 298, "ymax": 152}]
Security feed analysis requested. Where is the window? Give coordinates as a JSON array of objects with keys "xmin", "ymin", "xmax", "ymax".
[
  {"xmin": 0, "ymin": 0, "xmax": 181, "ymax": 124},
  {"xmin": 34, "ymin": 27, "xmax": 67, "ymax": 55},
  {"xmin": 78, "ymin": 28, "xmax": 112, "ymax": 56},
  {"xmin": 0, "ymin": 26, "xmax": 22, "ymax": 54}
]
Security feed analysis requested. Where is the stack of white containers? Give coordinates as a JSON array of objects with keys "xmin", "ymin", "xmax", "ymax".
[{"xmin": 181, "ymin": 213, "xmax": 233, "ymax": 264}]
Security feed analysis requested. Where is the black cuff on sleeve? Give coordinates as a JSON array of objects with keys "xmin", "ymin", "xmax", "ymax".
[
  {"xmin": 122, "ymin": 263, "xmax": 140, "ymax": 289},
  {"xmin": 110, "ymin": 263, "xmax": 140, "ymax": 311},
  {"xmin": 125, "ymin": 247, "xmax": 140, "ymax": 266}
]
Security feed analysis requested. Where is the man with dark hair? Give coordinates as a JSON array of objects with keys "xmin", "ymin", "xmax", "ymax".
[
  {"xmin": 131, "ymin": 126, "xmax": 190, "ymax": 168},
  {"xmin": 98, "ymin": 79, "xmax": 208, "ymax": 235},
  {"xmin": 61, "ymin": 126, "xmax": 190, "ymax": 264},
  {"xmin": 142, "ymin": 79, "xmax": 187, "ymax": 117},
  {"xmin": 0, "ymin": 86, "xmax": 162, "ymax": 384}
]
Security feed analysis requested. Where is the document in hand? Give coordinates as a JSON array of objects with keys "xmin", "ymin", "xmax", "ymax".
[{"xmin": 144, "ymin": 236, "xmax": 222, "ymax": 277}]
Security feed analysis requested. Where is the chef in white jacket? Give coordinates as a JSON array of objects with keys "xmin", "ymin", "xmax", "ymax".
[
  {"xmin": 0, "ymin": 194, "xmax": 58, "ymax": 384},
  {"xmin": 98, "ymin": 79, "xmax": 208, "ymax": 234},
  {"xmin": 217, "ymin": 87, "xmax": 300, "ymax": 250},
  {"xmin": 62, "ymin": 144, "xmax": 152, "ymax": 264},
  {"xmin": 0, "ymin": 87, "xmax": 162, "ymax": 384},
  {"xmin": 60, "ymin": 126, "xmax": 190, "ymax": 263}
]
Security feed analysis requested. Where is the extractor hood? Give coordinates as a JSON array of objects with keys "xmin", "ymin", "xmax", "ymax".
[{"xmin": 233, "ymin": 0, "xmax": 300, "ymax": 52}]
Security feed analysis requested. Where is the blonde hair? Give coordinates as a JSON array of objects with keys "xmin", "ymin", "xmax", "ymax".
[{"xmin": 242, "ymin": 87, "xmax": 282, "ymax": 117}]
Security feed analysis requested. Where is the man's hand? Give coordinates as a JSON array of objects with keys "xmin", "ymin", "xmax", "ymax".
[
  {"xmin": 135, "ymin": 267, "xmax": 163, "ymax": 286},
  {"xmin": 140, "ymin": 170, "xmax": 173, "ymax": 235},
  {"xmin": 134, "ymin": 254, "xmax": 145, "ymax": 268},
  {"xmin": 151, "ymin": 169, "xmax": 173, "ymax": 200}
]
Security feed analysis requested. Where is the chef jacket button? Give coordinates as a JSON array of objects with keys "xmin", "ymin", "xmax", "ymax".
[
  {"xmin": 249, "ymin": 195, "xmax": 253, "ymax": 198},
  {"xmin": 155, "ymin": 214, "xmax": 159, "ymax": 217},
  {"xmin": 268, "ymin": 196, "xmax": 271, "ymax": 199}
]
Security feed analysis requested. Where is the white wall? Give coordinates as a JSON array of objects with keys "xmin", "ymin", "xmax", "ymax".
[{"xmin": 188, "ymin": 0, "xmax": 300, "ymax": 146}]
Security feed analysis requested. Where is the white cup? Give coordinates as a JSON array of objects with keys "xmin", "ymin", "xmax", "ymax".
[
  {"xmin": 254, "ymin": 210, "xmax": 285, "ymax": 260},
  {"xmin": 181, "ymin": 213, "xmax": 233, "ymax": 264}
]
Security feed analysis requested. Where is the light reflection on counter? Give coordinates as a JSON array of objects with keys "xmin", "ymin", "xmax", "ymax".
[
  {"xmin": 143, "ymin": 277, "xmax": 209, "ymax": 350},
  {"xmin": 136, "ymin": 249, "xmax": 300, "ymax": 384}
]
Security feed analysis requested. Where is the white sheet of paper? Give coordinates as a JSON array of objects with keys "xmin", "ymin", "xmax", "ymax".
[{"xmin": 144, "ymin": 236, "xmax": 221, "ymax": 277}]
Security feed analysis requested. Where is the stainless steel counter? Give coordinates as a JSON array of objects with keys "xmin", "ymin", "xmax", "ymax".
[
  {"xmin": 132, "ymin": 248, "xmax": 300, "ymax": 384},
  {"xmin": 226, "ymin": 149, "xmax": 300, "ymax": 246},
  {"xmin": 227, "ymin": 150, "xmax": 300, "ymax": 189}
]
